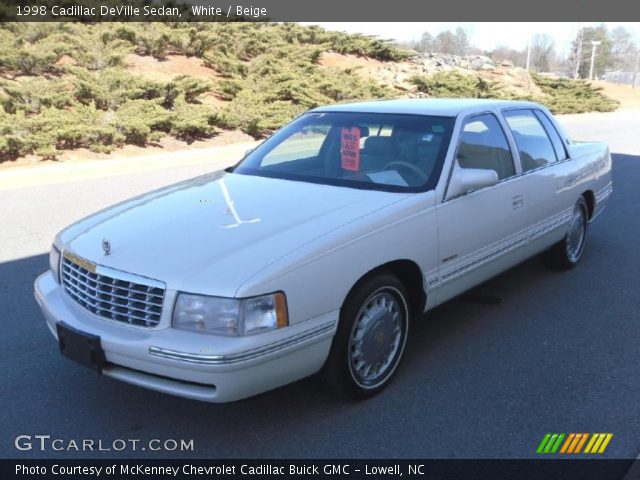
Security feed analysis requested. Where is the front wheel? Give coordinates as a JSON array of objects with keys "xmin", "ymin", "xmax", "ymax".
[
  {"xmin": 546, "ymin": 197, "xmax": 589, "ymax": 270},
  {"xmin": 322, "ymin": 273, "xmax": 410, "ymax": 398}
]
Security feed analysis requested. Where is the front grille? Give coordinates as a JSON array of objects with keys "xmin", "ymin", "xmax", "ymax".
[{"xmin": 61, "ymin": 254, "xmax": 165, "ymax": 327}]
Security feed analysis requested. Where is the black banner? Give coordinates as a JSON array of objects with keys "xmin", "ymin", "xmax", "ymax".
[
  {"xmin": 0, "ymin": 0, "xmax": 637, "ymax": 22},
  {"xmin": 3, "ymin": 459, "xmax": 638, "ymax": 480}
]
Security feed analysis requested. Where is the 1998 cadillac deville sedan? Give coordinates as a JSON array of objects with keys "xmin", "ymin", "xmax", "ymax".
[{"xmin": 35, "ymin": 99, "xmax": 612, "ymax": 402}]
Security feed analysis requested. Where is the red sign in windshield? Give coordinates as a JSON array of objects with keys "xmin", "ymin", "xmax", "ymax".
[{"xmin": 341, "ymin": 127, "xmax": 361, "ymax": 172}]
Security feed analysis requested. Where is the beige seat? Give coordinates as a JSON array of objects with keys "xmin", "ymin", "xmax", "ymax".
[{"xmin": 359, "ymin": 136, "xmax": 402, "ymax": 172}]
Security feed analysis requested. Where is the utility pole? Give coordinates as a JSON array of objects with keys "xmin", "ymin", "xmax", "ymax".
[
  {"xmin": 589, "ymin": 40, "xmax": 601, "ymax": 81},
  {"xmin": 573, "ymin": 27, "xmax": 583, "ymax": 79},
  {"xmin": 525, "ymin": 39, "xmax": 531, "ymax": 71}
]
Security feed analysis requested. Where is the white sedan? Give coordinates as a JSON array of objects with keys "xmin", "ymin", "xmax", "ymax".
[{"xmin": 34, "ymin": 99, "xmax": 612, "ymax": 402}]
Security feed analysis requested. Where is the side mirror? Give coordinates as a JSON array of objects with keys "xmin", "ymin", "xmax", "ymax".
[{"xmin": 446, "ymin": 164, "xmax": 499, "ymax": 200}]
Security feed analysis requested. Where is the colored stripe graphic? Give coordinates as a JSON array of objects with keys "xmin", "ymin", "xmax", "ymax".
[
  {"xmin": 537, "ymin": 434, "xmax": 552, "ymax": 454},
  {"xmin": 537, "ymin": 433, "xmax": 565, "ymax": 454},
  {"xmin": 550, "ymin": 434, "xmax": 565, "ymax": 453},
  {"xmin": 566, "ymin": 433, "xmax": 580, "ymax": 453},
  {"xmin": 544, "ymin": 434, "xmax": 559, "ymax": 453},
  {"xmin": 574, "ymin": 433, "xmax": 589, "ymax": 453},
  {"xmin": 538, "ymin": 433, "xmax": 613, "ymax": 454},
  {"xmin": 585, "ymin": 433, "xmax": 614, "ymax": 454},
  {"xmin": 567, "ymin": 434, "xmax": 583, "ymax": 453},
  {"xmin": 560, "ymin": 434, "xmax": 575, "ymax": 453},
  {"xmin": 591, "ymin": 434, "xmax": 607, "ymax": 453},
  {"xmin": 598, "ymin": 434, "xmax": 613, "ymax": 453},
  {"xmin": 584, "ymin": 434, "xmax": 599, "ymax": 453}
]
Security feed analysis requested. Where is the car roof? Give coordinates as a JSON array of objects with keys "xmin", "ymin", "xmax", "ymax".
[{"xmin": 311, "ymin": 98, "xmax": 543, "ymax": 117}]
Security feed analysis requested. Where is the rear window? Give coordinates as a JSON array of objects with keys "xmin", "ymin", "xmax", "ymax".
[
  {"xmin": 533, "ymin": 110, "xmax": 568, "ymax": 161},
  {"xmin": 504, "ymin": 109, "xmax": 558, "ymax": 172}
]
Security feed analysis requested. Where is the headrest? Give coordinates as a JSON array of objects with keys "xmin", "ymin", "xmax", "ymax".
[
  {"xmin": 343, "ymin": 126, "xmax": 369, "ymax": 137},
  {"xmin": 358, "ymin": 126, "xmax": 369, "ymax": 137},
  {"xmin": 364, "ymin": 136, "xmax": 400, "ymax": 156}
]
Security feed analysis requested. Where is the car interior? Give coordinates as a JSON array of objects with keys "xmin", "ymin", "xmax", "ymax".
[
  {"xmin": 259, "ymin": 123, "xmax": 447, "ymax": 188},
  {"xmin": 456, "ymin": 131, "xmax": 515, "ymax": 180},
  {"xmin": 510, "ymin": 132, "xmax": 557, "ymax": 171}
]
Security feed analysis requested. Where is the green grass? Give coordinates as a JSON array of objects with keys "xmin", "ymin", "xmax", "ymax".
[
  {"xmin": 530, "ymin": 73, "xmax": 619, "ymax": 114},
  {"xmin": 0, "ymin": 22, "xmax": 619, "ymax": 161},
  {"xmin": 410, "ymin": 71, "xmax": 504, "ymax": 99},
  {"xmin": 0, "ymin": 67, "xmax": 219, "ymax": 159},
  {"xmin": 410, "ymin": 70, "xmax": 619, "ymax": 114},
  {"xmin": 0, "ymin": 22, "xmax": 405, "ymax": 160}
]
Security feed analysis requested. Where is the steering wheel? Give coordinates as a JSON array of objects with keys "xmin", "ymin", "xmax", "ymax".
[{"xmin": 382, "ymin": 161, "xmax": 428, "ymax": 183}]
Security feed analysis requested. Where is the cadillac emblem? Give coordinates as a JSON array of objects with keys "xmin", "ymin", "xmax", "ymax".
[{"xmin": 102, "ymin": 239, "xmax": 111, "ymax": 255}]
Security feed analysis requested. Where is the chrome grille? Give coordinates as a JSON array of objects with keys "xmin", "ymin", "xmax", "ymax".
[{"xmin": 61, "ymin": 254, "xmax": 165, "ymax": 327}]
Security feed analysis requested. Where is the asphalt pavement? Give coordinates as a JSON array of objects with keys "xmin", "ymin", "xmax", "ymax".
[{"xmin": 1, "ymin": 111, "xmax": 639, "ymax": 459}]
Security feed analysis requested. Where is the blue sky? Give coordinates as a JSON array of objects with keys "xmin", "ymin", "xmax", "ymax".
[{"xmin": 302, "ymin": 23, "xmax": 640, "ymax": 55}]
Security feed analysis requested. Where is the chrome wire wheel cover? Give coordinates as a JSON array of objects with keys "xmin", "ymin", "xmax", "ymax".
[
  {"xmin": 348, "ymin": 287, "xmax": 408, "ymax": 389},
  {"xmin": 566, "ymin": 203, "xmax": 587, "ymax": 263}
]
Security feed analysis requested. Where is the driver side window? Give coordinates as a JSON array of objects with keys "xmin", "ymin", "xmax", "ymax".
[{"xmin": 457, "ymin": 114, "xmax": 515, "ymax": 180}]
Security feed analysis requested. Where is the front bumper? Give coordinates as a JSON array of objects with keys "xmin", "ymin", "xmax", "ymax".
[{"xmin": 34, "ymin": 271, "xmax": 337, "ymax": 402}]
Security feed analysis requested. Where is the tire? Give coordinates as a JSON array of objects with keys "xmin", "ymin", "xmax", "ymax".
[
  {"xmin": 546, "ymin": 197, "xmax": 589, "ymax": 270},
  {"xmin": 322, "ymin": 273, "xmax": 410, "ymax": 399}
]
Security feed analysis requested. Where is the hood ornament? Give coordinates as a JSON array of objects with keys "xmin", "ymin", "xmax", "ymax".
[{"xmin": 102, "ymin": 239, "xmax": 111, "ymax": 256}]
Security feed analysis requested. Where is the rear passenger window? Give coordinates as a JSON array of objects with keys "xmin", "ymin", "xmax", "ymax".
[
  {"xmin": 457, "ymin": 114, "xmax": 515, "ymax": 180},
  {"xmin": 533, "ymin": 110, "xmax": 568, "ymax": 161},
  {"xmin": 504, "ymin": 109, "xmax": 558, "ymax": 171}
]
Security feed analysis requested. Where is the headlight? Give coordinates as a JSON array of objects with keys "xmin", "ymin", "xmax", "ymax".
[
  {"xmin": 173, "ymin": 295, "xmax": 241, "ymax": 336},
  {"xmin": 172, "ymin": 292, "xmax": 288, "ymax": 336},
  {"xmin": 49, "ymin": 245, "xmax": 61, "ymax": 284},
  {"xmin": 243, "ymin": 293, "xmax": 288, "ymax": 334}
]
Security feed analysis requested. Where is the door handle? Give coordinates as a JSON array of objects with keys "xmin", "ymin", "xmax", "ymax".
[{"xmin": 512, "ymin": 195, "xmax": 524, "ymax": 209}]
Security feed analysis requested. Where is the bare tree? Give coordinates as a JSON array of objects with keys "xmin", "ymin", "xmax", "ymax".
[
  {"xmin": 572, "ymin": 27, "xmax": 583, "ymax": 79},
  {"xmin": 432, "ymin": 31, "xmax": 458, "ymax": 55},
  {"xmin": 452, "ymin": 27, "xmax": 471, "ymax": 56},
  {"xmin": 415, "ymin": 32, "xmax": 435, "ymax": 54},
  {"xmin": 530, "ymin": 33, "xmax": 555, "ymax": 72},
  {"xmin": 609, "ymin": 26, "xmax": 638, "ymax": 71},
  {"xmin": 490, "ymin": 46, "xmax": 527, "ymax": 67},
  {"xmin": 431, "ymin": 28, "xmax": 471, "ymax": 56},
  {"xmin": 409, "ymin": 27, "xmax": 474, "ymax": 56}
]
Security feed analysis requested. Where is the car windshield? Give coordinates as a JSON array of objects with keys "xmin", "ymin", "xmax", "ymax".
[{"xmin": 233, "ymin": 112, "xmax": 455, "ymax": 192}]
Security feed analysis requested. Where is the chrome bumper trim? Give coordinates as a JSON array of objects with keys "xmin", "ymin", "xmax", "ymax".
[{"xmin": 148, "ymin": 321, "xmax": 335, "ymax": 365}]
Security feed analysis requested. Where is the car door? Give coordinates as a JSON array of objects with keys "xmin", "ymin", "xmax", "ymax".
[
  {"xmin": 502, "ymin": 108, "xmax": 574, "ymax": 254},
  {"xmin": 433, "ymin": 112, "xmax": 529, "ymax": 305}
]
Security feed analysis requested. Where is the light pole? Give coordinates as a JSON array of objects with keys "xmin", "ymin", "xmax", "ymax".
[{"xmin": 589, "ymin": 40, "xmax": 601, "ymax": 81}]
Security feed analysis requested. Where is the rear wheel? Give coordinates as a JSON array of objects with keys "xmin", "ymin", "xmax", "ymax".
[
  {"xmin": 546, "ymin": 197, "xmax": 589, "ymax": 270},
  {"xmin": 322, "ymin": 273, "xmax": 410, "ymax": 398}
]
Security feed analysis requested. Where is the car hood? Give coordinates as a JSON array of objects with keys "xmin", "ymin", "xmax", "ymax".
[{"xmin": 60, "ymin": 172, "xmax": 406, "ymax": 296}]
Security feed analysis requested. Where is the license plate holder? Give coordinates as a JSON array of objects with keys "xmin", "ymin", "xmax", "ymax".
[{"xmin": 56, "ymin": 322, "xmax": 105, "ymax": 373}]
